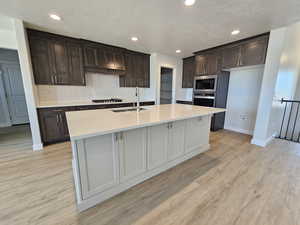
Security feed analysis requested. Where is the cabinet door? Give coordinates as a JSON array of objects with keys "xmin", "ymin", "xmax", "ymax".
[
  {"xmin": 222, "ymin": 45, "xmax": 241, "ymax": 69},
  {"xmin": 67, "ymin": 43, "xmax": 85, "ymax": 85},
  {"xmin": 240, "ymin": 36, "xmax": 268, "ymax": 66},
  {"xmin": 206, "ymin": 52, "xmax": 221, "ymax": 74},
  {"xmin": 121, "ymin": 51, "xmax": 134, "ymax": 87},
  {"xmin": 195, "ymin": 55, "xmax": 207, "ymax": 75},
  {"xmin": 142, "ymin": 54, "xmax": 150, "ymax": 88},
  {"xmin": 167, "ymin": 121, "xmax": 185, "ymax": 161},
  {"xmin": 147, "ymin": 124, "xmax": 169, "ymax": 170},
  {"xmin": 77, "ymin": 134, "xmax": 119, "ymax": 200},
  {"xmin": 119, "ymin": 128, "xmax": 147, "ymax": 182},
  {"xmin": 103, "ymin": 46, "xmax": 115, "ymax": 70},
  {"xmin": 113, "ymin": 49, "xmax": 126, "ymax": 71},
  {"xmin": 28, "ymin": 36, "xmax": 53, "ymax": 84},
  {"xmin": 185, "ymin": 116, "xmax": 210, "ymax": 153},
  {"xmin": 38, "ymin": 110, "xmax": 65, "ymax": 143},
  {"xmin": 83, "ymin": 46, "xmax": 98, "ymax": 67},
  {"xmin": 49, "ymin": 39, "xmax": 70, "ymax": 85},
  {"xmin": 60, "ymin": 112, "xmax": 70, "ymax": 140},
  {"xmin": 120, "ymin": 51, "xmax": 150, "ymax": 88},
  {"xmin": 182, "ymin": 57, "xmax": 195, "ymax": 88}
]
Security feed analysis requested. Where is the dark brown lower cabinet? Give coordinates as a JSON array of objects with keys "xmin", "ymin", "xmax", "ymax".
[
  {"xmin": 38, "ymin": 108, "xmax": 73, "ymax": 144},
  {"xmin": 38, "ymin": 101, "xmax": 155, "ymax": 145}
]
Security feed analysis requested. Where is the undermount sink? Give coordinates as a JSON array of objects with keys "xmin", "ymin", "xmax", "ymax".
[{"xmin": 112, "ymin": 107, "xmax": 147, "ymax": 113}]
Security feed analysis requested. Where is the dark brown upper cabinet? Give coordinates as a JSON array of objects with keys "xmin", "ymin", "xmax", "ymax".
[
  {"xmin": 182, "ymin": 56, "xmax": 195, "ymax": 88},
  {"xmin": 194, "ymin": 33, "xmax": 269, "ymax": 71},
  {"xmin": 28, "ymin": 34, "xmax": 52, "ymax": 84},
  {"xmin": 195, "ymin": 51, "xmax": 221, "ymax": 75},
  {"xmin": 119, "ymin": 50, "xmax": 150, "ymax": 88},
  {"xmin": 27, "ymin": 29, "xmax": 85, "ymax": 86},
  {"xmin": 240, "ymin": 35, "xmax": 269, "ymax": 66},
  {"xmin": 221, "ymin": 44, "xmax": 242, "ymax": 69},
  {"xmin": 82, "ymin": 41, "xmax": 126, "ymax": 75},
  {"xmin": 48, "ymin": 38, "xmax": 69, "ymax": 85},
  {"xmin": 67, "ymin": 42, "xmax": 85, "ymax": 85}
]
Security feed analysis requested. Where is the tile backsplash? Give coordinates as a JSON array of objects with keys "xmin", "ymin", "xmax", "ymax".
[{"xmin": 37, "ymin": 73, "xmax": 155, "ymax": 104}]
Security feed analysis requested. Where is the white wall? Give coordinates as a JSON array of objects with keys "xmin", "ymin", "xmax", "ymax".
[
  {"xmin": 14, "ymin": 19, "xmax": 43, "ymax": 151},
  {"xmin": 251, "ymin": 27, "xmax": 287, "ymax": 147},
  {"xmin": 224, "ymin": 65, "xmax": 264, "ymax": 135},
  {"xmin": 267, "ymin": 22, "xmax": 300, "ymax": 140},
  {"xmin": 0, "ymin": 15, "xmax": 17, "ymax": 50}
]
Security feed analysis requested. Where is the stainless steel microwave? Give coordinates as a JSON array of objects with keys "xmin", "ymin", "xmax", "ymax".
[{"xmin": 193, "ymin": 75, "xmax": 218, "ymax": 93}]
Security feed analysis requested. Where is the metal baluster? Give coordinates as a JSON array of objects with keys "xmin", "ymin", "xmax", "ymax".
[
  {"xmin": 291, "ymin": 102, "xmax": 300, "ymax": 141},
  {"xmin": 279, "ymin": 101, "xmax": 288, "ymax": 138},
  {"xmin": 285, "ymin": 102, "xmax": 294, "ymax": 139}
]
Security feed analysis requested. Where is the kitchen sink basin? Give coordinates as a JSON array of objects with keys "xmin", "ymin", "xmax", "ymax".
[{"xmin": 112, "ymin": 107, "xmax": 147, "ymax": 113}]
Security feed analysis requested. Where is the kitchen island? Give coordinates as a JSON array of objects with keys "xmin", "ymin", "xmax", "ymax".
[{"xmin": 66, "ymin": 104, "xmax": 225, "ymax": 211}]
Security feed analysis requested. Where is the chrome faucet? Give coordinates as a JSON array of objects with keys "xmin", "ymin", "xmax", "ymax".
[{"xmin": 135, "ymin": 87, "xmax": 140, "ymax": 112}]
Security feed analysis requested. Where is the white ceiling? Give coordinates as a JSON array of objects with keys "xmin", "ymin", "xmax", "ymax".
[{"xmin": 0, "ymin": 0, "xmax": 300, "ymax": 57}]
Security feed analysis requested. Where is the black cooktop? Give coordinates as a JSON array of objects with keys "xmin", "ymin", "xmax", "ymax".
[{"xmin": 92, "ymin": 98, "xmax": 123, "ymax": 103}]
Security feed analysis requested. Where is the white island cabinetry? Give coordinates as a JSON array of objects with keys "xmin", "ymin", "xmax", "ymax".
[{"xmin": 67, "ymin": 104, "xmax": 225, "ymax": 211}]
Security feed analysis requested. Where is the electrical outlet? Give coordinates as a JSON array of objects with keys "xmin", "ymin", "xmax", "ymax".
[{"xmin": 240, "ymin": 115, "xmax": 248, "ymax": 120}]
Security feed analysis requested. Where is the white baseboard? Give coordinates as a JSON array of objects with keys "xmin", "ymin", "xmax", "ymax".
[
  {"xmin": 33, "ymin": 143, "xmax": 43, "ymax": 151},
  {"xmin": 251, "ymin": 134, "xmax": 275, "ymax": 147},
  {"xmin": 224, "ymin": 125, "xmax": 253, "ymax": 135}
]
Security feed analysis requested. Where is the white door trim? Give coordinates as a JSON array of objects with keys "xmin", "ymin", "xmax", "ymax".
[
  {"xmin": 0, "ymin": 68, "xmax": 11, "ymax": 127},
  {"xmin": 157, "ymin": 65, "xmax": 176, "ymax": 105}
]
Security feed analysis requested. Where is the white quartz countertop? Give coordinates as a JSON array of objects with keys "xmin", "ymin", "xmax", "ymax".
[{"xmin": 66, "ymin": 104, "xmax": 225, "ymax": 141}]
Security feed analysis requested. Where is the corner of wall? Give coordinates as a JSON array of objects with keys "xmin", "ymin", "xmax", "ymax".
[{"xmin": 13, "ymin": 19, "xmax": 43, "ymax": 150}]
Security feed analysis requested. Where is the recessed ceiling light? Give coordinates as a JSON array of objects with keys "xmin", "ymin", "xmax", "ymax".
[
  {"xmin": 184, "ymin": 0, "xmax": 196, "ymax": 6},
  {"xmin": 49, "ymin": 14, "xmax": 61, "ymax": 21},
  {"xmin": 131, "ymin": 37, "xmax": 138, "ymax": 41},
  {"xmin": 231, "ymin": 30, "xmax": 240, "ymax": 35},
  {"xmin": 176, "ymin": 50, "xmax": 181, "ymax": 53}
]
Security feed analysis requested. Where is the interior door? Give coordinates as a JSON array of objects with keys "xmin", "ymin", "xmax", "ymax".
[
  {"xmin": 1, "ymin": 63, "xmax": 29, "ymax": 125},
  {"xmin": 0, "ymin": 68, "xmax": 11, "ymax": 127},
  {"xmin": 160, "ymin": 67, "xmax": 173, "ymax": 104}
]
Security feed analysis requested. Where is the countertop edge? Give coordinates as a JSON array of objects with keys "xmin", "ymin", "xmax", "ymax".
[{"xmin": 37, "ymin": 100, "xmax": 156, "ymax": 109}]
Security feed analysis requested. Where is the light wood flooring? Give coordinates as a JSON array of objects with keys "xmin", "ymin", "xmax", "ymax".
[{"xmin": 1, "ymin": 130, "xmax": 300, "ymax": 225}]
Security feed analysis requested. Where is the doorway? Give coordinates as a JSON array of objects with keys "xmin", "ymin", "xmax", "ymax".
[
  {"xmin": 0, "ymin": 48, "xmax": 31, "ymax": 148},
  {"xmin": 160, "ymin": 67, "xmax": 173, "ymax": 104}
]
